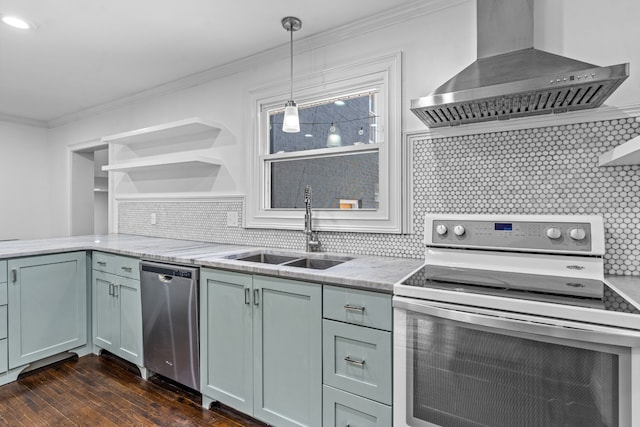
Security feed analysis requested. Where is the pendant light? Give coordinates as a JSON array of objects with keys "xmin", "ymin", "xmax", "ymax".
[
  {"xmin": 326, "ymin": 123, "xmax": 342, "ymax": 147},
  {"xmin": 281, "ymin": 16, "xmax": 302, "ymax": 133}
]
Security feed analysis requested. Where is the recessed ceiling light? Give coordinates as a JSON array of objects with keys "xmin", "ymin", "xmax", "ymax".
[{"xmin": 1, "ymin": 14, "xmax": 36, "ymax": 30}]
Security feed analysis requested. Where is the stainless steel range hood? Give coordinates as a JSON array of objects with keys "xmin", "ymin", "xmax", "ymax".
[{"xmin": 411, "ymin": 0, "xmax": 629, "ymax": 128}]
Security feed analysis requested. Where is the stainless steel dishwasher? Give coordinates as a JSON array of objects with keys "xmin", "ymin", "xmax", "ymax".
[{"xmin": 140, "ymin": 261, "xmax": 199, "ymax": 390}]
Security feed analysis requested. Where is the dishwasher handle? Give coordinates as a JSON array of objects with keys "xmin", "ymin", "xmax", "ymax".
[{"xmin": 159, "ymin": 274, "xmax": 173, "ymax": 283}]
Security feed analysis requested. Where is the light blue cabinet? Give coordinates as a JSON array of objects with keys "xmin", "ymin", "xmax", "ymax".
[
  {"xmin": 94, "ymin": 271, "xmax": 118, "ymax": 351},
  {"xmin": 201, "ymin": 269, "xmax": 253, "ymax": 413},
  {"xmin": 92, "ymin": 253, "xmax": 143, "ymax": 367},
  {"xmin": 323, "ymin": 385, "xmax": 392, "ymax": 427},
  {"xmin": 322, "ymin": 285, "xmax": 393, "ymax": 427},
  {"xmin": 201, "ymin": 269, "xmax": 322, "ymax": 427},
  {"xmin": 323, "ymin": 319, "xmax": 392, "ymax": 404},
  {"xmin": 7, "ymin": 252, "xmax": 87, "ymax": 369},
  {"xmin": 253, "ymin": 275, "xmax": 322, "ymax": 426},
  {"xmin": 0, "ymin": 260, "xmax": 6, "ymax": 373}
]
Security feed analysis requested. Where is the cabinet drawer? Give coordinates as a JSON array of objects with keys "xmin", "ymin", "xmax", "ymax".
[
  {"xmin": 323, "ymin": 319, "xmax": 392, "ymax": 405},
  {"xmin": 0, "ymin": 338, "xmax": 6, "ymax": 374},
  {"xmin": 0, "ymin": 260, "xmax": 6, "ymax": 283},
  {"xmin": 93, "ymin": 252, "xmax": 139, "ymax": 280},
  {"xmin": 323, "ymin": 285, "xmax": 391, "ymax": 331},
  {"xmin": 0, "ymin": 305, "xmax": 6, "ymax": 339},
  {"xmin": 0, "ymin": 282, "xmax": 6, "ymax": 306},
  {"xmin": 323, "ymin": 385, "xmax": 392, "ymax": 427},
  {"xmin": 93, "ymin": 251, "xmax": 113, "ymax": 273},
  {"xmin": 113, "ymin": 256, "xmax": 139, "ymax": 280}
]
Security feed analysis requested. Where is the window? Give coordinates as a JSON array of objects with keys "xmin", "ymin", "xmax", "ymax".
[
  {"xmin": 268, "ymin": 91, "xmax": 381, "ymax": 210},
  {"xmin": 247, "ymin": 52, "xmax": 402, "ymax": 233}
]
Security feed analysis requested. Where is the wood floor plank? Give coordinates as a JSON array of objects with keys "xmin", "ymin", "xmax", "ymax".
[{"xmin": 0, "ymin": 353, "xmax": 267, "ymax": 426}]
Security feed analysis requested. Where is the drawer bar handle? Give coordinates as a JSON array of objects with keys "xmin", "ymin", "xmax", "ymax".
[
  {"xmin": 121, "ymin": 266, "xmax": 132, "ymax": 272},
  {"xmin": 244, "ymin": 288, "xmax": 251, "ymax": 305},
  {"xmin": 344, "ymin": 304, "xmax": 365, "ymax": 313},
  {"xmin": 97, "ymin": 261, "xmax": 107, "ymax": 266},
  {"xmin": 344, "ymin": 356, "xmax": 366, "ymax": 367}
]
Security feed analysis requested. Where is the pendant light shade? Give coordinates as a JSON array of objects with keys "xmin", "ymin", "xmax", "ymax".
[
  {"xmin": 283, "ymin": 100, "xmax": 300, "ymax": 133},
  {"xmin": 326, "ymin": 123, "xmax": 342, "ymax": 147},
  {"xmin": 281, "ymin": 16, "xmax": 302, "ymax": 133}
]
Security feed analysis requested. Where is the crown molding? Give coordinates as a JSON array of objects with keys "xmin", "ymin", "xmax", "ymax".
[
  {"xmin": 47, "ymin": 0, "xmax": 468, "ymax": 128},
  {"xmin": 0, "ymin": 112, "xmax": 48, "ymax": 128},
  {"xmin": 406, "ymin": 104, "xmax": 640, "ymax": 140}
]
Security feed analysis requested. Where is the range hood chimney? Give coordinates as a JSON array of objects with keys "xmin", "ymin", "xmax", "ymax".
[{"xmin": 411, "ymin": 0, "xmax": 629, "ymax": 128}]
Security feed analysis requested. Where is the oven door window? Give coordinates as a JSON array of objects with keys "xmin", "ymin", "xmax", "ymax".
[{"xmin": 405, "ymin": 311, "xmax": 621, "ymax": 427}]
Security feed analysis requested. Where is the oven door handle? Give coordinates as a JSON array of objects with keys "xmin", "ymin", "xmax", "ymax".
[{"xmin": 394, "ymin": 296, "xmax": 640, "ymax": 347}]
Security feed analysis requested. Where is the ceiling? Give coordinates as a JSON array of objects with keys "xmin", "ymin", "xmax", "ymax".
[{"xmin": 0, "ymin": 0, "xmax": 419, "ymax": 126}]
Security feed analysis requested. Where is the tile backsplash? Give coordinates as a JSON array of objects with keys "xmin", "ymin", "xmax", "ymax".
[{"xmin": 118, "ymin": 116, "xmax": 640, "ymax": 276}]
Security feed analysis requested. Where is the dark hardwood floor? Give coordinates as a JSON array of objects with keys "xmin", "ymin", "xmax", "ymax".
[{"xmin": 0, "ymin": 352, "xmax": 266, "ymax": 426}]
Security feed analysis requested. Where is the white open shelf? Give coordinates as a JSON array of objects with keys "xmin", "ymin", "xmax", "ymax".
[
  {"xmin": 102, "ymin": 154, "xmax": 222, "ymax": 173},
  {"xmin": 599, "ymin": 135, "xmax": 640, "ymax": 166},
  {"xmin": 102, "ymin": 117, "xmax": 220, "ymax": 145}
]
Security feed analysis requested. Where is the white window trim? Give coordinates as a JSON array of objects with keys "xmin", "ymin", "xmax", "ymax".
[{"xmin": 246, "ymin": 52, "xmax": 402, "ymax": 233}]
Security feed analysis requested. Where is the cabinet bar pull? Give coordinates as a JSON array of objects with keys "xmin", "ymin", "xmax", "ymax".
[
  {"xmin": 97, "ymin": 261, "xmax": 107, "ymax": 266},
  {"xmin": 121, "ymin": 266, "xmax": 132, "ymax": 272},
  {"xmin": 245, "ymin": 288, "xmax": 251, "ymax": 305},
  {"xmin": 344, "ymin": 356, "xmax": 365, "ymax": 366},
  {"xmin": 254, "ymin": 289, "xmax": 260, "ymax": 306},
  {"xmin": 108, "ymin": 283, "xmax": 114, "ymax": 296},
  {"xmin": 11, "ymin": 269, "xmax": 17, "ymax": 283},
  {"xmin": 113, "ymin": 285, "xmax": 118, "ymax": 298},
  {"xmin": 344, "ymin": 304, "xmax": 365, "ymax": 313}
]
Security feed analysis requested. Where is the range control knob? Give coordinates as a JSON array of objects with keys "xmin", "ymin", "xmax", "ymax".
[
  {"xmin": 569, "ymin": 228, "xmax": 587, "ymax": 241},
  {"xmin": 435, "ymin": 224, "xmax": 448, "ymax": 236},
  {"xmin": 546, "ymin": 227, "xmax": 562, "ymax": 240},
  {"xmin": 453, "ymin": 225, "xmax": 466, "ymax": 236}
]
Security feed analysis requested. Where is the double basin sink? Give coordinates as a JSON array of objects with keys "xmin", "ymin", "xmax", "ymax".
[{"xmin": 227, "ymin": 250, "xmax": 351, "ymax": 270}]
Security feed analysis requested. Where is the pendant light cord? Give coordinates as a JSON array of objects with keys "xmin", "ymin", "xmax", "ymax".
[{"xmin": 289, "ymin": 27, "xmax": 294, "ymax": 101}]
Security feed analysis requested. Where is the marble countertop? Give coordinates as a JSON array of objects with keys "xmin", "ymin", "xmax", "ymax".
[
  {"xmin": 604, "ymin": 275, "xmax": 640, "ymax": 311},
  {"xmin": 0, "ymin": 234, "xmax": 423, "ymax": 293},
  {"xmin": 5, "ymin": 233, "xmax": 635, "ymax": 300}
]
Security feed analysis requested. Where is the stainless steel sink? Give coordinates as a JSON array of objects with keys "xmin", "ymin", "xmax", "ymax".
[
  {"xmin": 227, "ymin": 250, "xmax": 350, "ymax": 270},
  {"xmin": 235, "ymin": 253, "xmax": 299, "ymax": 265},
  {"xmin": 281, "ymin": 258, "xmax": 346, "ymax": 270}
]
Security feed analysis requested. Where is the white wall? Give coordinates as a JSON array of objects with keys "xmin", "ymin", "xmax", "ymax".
[
  {"xmin": 94, "ymin": 191, "xmax": 108, "ymax": 234},
  {"xmin": 0, "ymin": 121, "xmax": 51, "ymax": 239},
  {"xmin": 40, "ymin": 0, "xmax": 640, "ymax": 237}
]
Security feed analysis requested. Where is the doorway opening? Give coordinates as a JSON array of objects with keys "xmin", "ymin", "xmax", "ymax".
[{"xmin": 70, "ymin": 144, "xmax": 109, "ymax": 236}]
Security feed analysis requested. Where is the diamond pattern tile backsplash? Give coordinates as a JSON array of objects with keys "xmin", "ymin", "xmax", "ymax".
[{"xmin": 118, "ymin": 116, "xmax": 640, "ymax": 276}]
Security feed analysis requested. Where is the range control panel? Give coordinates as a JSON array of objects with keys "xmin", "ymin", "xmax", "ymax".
[{"xmin": 426, "ymin": 215, "xmax": 603, "ymax": 254}]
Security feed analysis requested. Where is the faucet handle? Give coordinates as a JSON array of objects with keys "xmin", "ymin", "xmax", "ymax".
[{"xmin": 308, "ymin": 233, "xmax": 321, "ymax": 251}]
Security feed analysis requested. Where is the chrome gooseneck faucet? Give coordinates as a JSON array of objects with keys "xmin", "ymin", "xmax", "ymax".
[{"xmin": 304, "ymin": 185, "xmax": 320, "ymax": 252}]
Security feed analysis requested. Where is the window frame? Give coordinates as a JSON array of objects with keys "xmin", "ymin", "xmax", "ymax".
[{"xmin": 246, "ymin": 52, "xmax": 402, "ymax": 233}]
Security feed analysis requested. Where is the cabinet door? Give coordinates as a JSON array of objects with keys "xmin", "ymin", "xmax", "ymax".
[
  {"xmin": 253, "ymin": 275, "xmax": 322, "ymax": 427},
  {"xmin": 8, "ymin": 252, "xmax": 87, "ymax": 369},
  {"xmin": 117, "ymin": 276, "xmax": 142, "ymax": 365},
  {"xmin": 200, "ymin": 269, "xmax": 253, "ymax": 414},
  {"xmin": 93, "ymin": 271, "xmax": 119, "ymax": 354}
]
